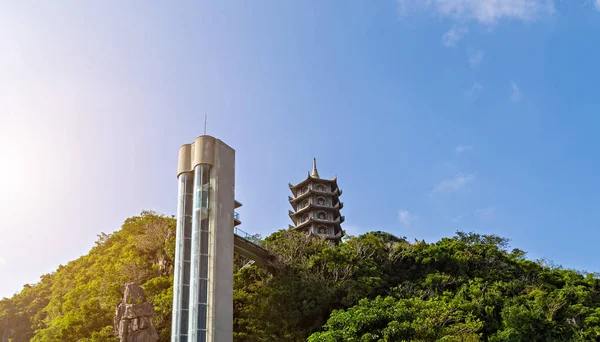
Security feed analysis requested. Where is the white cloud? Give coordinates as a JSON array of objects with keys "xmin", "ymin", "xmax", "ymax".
[
  {"xmin": 0, "ymin": 258, "xmax": 5, "ymax": 267},
  {"xmin": 465, "ymin": 82, "xmax": 483, "ymax": 101},
  {"xmin": 456, "ymin": 144, "xmax": 474, "ymax": 154},
  {"xmin": 434, "ymin": 173, "xmax": 476, "ymax": 193},
  {"xmin": 511, "ymin": 81, "xmax": 521, "ymax": 102},
  {"xmin": 474, "ymin": 206, "xmax": 497, "ymax": 220},
  {"xmin": 467, "ymin": 49, "xmax": 485, "ymax": 68},
  {"xmin": 398, "ymin": 0, "xmax": 555, "ymax": 24},
  {"xmin": 442, "ymin": 26, "xmax": 468, "ymax": 47},
  {"xmin": 398, "ymin": 210, "xmax": 416, "ymax": 227}
]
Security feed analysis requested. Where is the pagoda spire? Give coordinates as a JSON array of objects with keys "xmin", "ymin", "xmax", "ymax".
[{"xmin": 311, "ymin": 157, "xmax": 320, "ymax": 178}]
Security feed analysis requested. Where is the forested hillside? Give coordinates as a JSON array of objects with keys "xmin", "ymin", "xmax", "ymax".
[
  {"xmin": 0, "ymin": 212, "xmax": 175, "ymax": 342},
  {"xmin": 1, "ymin": 211, "xmax": 600, "ymax": 341}
]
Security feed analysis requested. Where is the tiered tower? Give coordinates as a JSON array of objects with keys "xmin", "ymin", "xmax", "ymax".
[{"xmin": 288, "ymin": 159, "xmax": 344, "ymax": 241}]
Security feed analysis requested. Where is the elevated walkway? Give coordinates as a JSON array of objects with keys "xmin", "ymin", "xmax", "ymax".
[{"xmin": 233, "ymin": 227, "xmax": 274, "ymax": 269}]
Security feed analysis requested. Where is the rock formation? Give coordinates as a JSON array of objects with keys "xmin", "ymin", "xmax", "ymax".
[{"xmin": 114, "ymin": 283, "xmax": 159, "ymax": 342}]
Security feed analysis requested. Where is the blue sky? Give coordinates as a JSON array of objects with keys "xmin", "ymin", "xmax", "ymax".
[{"xmin": 2, "ymin": 0, "xmax": 600, "ymax": 298}]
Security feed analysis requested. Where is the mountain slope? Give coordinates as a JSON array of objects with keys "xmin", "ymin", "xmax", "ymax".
[
  {"xmin": 2, "ymin": 212, "xmax": 600, "ymax": 341},
  {"xmin": 0, "ymin": 211, "xmax": 175, "ymax": 342}
]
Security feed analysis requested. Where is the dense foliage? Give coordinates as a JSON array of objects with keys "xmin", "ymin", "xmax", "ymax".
[
  {"xmin": 236, "ymin": 231, "xmax": 600, "ymax": 341},
  {"xmin": 2, "ymin": 212, "xmax": 600, "ymax": 341},
  {"xmin": 0, "ymin": 212, "xmax": 175, "ymax": 342}
]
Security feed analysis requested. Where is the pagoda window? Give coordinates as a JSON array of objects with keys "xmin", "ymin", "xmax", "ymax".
[
  {"xmin": 317, "ymin": 226, "xmax": 328, "ymax": 235},
  {"xmin": 297, "ymin": 200, "xmax": 308, "ymax": 211},
  {"xmin": 317, "ymin": 211, "xmax": 327, "ymax": 220},
  {"xmin": 300, "ymin": 186, "xmax": 309, "ymax": 196},
  {"xmin": 302, "ymin": 213, "xmax": 310, "ymax": 222},
  {"xmin": 316, "ymin": 184, "xmax": 326, "ymax": 192},
  {"xmin": 317, "ymin": 197, "xmax": 326, "ymax": 206}
]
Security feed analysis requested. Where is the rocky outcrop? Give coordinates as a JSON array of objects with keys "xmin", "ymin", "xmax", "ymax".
[{"xmin": 114, "ymin": 283, "xmax": 159, "ymax": 342}]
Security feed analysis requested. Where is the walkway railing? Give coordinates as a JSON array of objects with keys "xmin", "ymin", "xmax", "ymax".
[
  {"xmin": 234, "ymin": 226, "xmax": 264, "ymax": 247},
  {"xmin": 233, "ymin": 224, "xmax": 274, "ymax": 269}
]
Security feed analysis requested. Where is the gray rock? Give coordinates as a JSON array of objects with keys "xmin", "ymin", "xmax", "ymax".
[
  {"xmin": 127, "ymin": 328, "xmax": 160, "ymax": 342},
  {"xmin": 123, "ymin": 282, "xmax": 147, "ymax": 304},
  {"xmin": 139, "ymin": 317, "xmax": 153, "ymax": 330},
  {"xmin": 114, "ymin": 283, "xmax": 159, "ymax": 342},
  {"xmin": 123, "ymin": 302, "xmax": 156, "ymax": 319}
]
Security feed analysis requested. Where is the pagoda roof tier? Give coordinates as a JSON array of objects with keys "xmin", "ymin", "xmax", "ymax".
[
  {"xmin": 288, "ymin": 201, "xmax": 344, "ymax": 214},
  {"xmin": 288, "ymin": 158, "xmax": 339, "ymax": 191},
  {"xmin": 288, "ymin": 188, "xmax": 343, "ymax": 203},
  {"xmin": 290, "ymin": 216, "xmax": 345, "ymax": 231},
  {"xmin": 288, "ymin": 208, "xmax": 343, "ymax": 222},
  {"xmin": 287, "ymin": 225, "xmax": 344, "ymax": 240},
  {"xmin": 288, "ymin": 175, "xmax": 338, "ymax": 191},
  {"xmin": 308, "ymin": 230, "xmax": 343, "ymax": 240}
]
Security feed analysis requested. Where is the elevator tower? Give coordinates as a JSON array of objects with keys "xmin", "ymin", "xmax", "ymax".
[{"xmin": 171, "ymin": 135, "xmax": 238, "ymax": 342}]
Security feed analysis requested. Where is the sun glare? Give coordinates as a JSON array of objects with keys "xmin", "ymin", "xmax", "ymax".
[{"xmin": 0, "ymin": 146, "xmax": 25, "ymax": 200}]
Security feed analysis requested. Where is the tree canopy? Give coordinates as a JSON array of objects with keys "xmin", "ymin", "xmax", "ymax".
[{"xmin": 1, "ymin": 212, "xmax": 599, "ymax": 341}]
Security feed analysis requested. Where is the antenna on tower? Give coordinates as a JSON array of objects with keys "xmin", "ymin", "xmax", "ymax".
[{"xmin": 204, "ymin": 114, "xmax": 207, "ymax": 135}]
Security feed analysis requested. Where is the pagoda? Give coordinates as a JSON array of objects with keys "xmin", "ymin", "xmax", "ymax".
[{"xmin": 288, "ymin": 158, "xmax": 344, "ymax": 241}]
